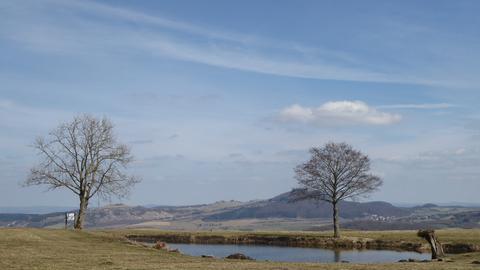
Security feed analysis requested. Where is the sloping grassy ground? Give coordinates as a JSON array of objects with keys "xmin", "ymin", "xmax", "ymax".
[{"xmin": 1, "ymin": 228, "xmax": 479, "ymax": 270}]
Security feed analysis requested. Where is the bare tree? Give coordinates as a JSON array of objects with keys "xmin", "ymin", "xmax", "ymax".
[
  {"xmin": 293, "ymin": 142, "xmax": 382, "ymax": 238},
  {"xmin": 25, "ymin": 115, "xmax": 140, "ymax": 229}
]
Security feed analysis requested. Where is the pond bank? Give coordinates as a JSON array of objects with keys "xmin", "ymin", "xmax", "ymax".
[
  {"xmin": 125, "ymin": 232, "xmax": 480, "ymax": 254},
  {"xmin": 126, "ymin": 232, "xmax": 427, "ymax": 252}
]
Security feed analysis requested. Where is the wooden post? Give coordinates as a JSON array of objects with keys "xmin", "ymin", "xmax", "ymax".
[
  {"xmin": 64, "ymin": 212, "xmax": 68, "ymax": 229},
  {"xmin": 417, "ymin": 229, "xmax": 445, "ymax": 259}
]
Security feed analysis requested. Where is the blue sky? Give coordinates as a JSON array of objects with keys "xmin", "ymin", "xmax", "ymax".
[{"xmin": 1, "ymin": 0, "xmax": 479, "ymax": 207}]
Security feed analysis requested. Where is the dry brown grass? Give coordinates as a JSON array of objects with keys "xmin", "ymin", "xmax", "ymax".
[{"xmin": 1, "ymin": 228, "xmax": 479, "ymax": 270}]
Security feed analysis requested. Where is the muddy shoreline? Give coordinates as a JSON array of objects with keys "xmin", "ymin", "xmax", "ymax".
[
  {"xmin": 126, "ymin": 232, "xmax": 480, "ymax": 254},
  {"xmin": 126, "ymin": 233, "xmax": 427, "ymax": 252}
]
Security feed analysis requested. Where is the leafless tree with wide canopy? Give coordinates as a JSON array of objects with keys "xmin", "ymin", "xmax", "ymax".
[
  {"xmin": 293, "ymin": 142, "xmax": 382, "ymax": 238},
  {"xmin": 25, "ymin": 115, "xmax": 140, "ymax": 229}
]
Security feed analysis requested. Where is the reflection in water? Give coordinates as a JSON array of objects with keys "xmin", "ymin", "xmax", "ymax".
[
  {"xmin": 334, "ymin": 249, "xmax": 341, "ymax": 262},
  {"xmin": 167, "ymin": 243, "xmax": 431, "ymax": 263}
]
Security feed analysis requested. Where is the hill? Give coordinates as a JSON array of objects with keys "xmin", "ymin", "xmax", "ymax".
[
  {"xmin": 203, "ymin": 192, "xmax": 410, "ymax": 220},
  {"xmin": 1, "ymin": 191, "xmax": 479, "ymax": 230}
]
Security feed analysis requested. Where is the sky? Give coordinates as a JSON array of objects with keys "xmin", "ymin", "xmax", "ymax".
[{"xmin": 1, "ymin": 0, "xmax": 479, "ymax": 207}]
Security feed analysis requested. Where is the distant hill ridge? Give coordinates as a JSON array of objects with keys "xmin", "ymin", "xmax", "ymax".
[
  {"xmin": 1, "ymin": 191, "xmax": 479, "ymax": 229},
  {"xmin": 203, "ymin": 192, "xmax": 411, "ymax": 221}
]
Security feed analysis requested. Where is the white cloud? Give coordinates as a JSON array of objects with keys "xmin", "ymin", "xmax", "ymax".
[
  {"xmin": 377, "ymin": 146, "xmax": 480, "ymax": 179},
  {"xmin": 279, "ymin": 101, "xmax": 402, "ymax": 126},
  {"xmin": 378, "ymin": 103, "xmax": 455, "ymax": 109}
]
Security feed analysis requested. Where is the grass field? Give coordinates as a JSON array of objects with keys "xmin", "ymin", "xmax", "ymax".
[{"xmin": 1, "ymin": 228, "xmax": 479, "ymax": 270}]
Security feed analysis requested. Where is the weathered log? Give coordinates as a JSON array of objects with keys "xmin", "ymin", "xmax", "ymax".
[{"xmin": 417, "ymin": 229, "xmax": 445, "ymax": 259}]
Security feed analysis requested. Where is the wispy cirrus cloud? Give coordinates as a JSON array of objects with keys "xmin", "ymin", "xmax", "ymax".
[
  {"xmin": 378, "ymin": 103, "xmax": 456, "ymax": 109},
  {"xmin": 279, "ymin": 101, "xmax": 402, "ymax": 126},
  {"xmin": 0, "ymin": 0, "xmax": 455, "ymax": 86}
]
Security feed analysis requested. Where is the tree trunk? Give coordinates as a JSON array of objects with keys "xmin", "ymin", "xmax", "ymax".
[
  {"xmin": 333, "ymin": 202, "xmax": 340, "ymax": 238},
  {"xmin": 417, "ymin": 230, "xmax": 444, "ymax": 259},
  {"xmin": 75, "ymin": 195, "xmax": 89, "ymax": 229}
]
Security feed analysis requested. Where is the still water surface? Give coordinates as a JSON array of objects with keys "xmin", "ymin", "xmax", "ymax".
[{"xmin": 168, "ymin": 243, "xmax": 431, "ymax": 263}]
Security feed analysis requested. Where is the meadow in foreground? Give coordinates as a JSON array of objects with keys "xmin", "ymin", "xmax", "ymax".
[{"xmin": 1, "ymin": 228, "xmax": 479, "ymax": 270}]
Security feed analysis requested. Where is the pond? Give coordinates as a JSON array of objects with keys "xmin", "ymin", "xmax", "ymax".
[{"xmin": 167, "ymin": 243, "xmax": 431, "ymax": 263}]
